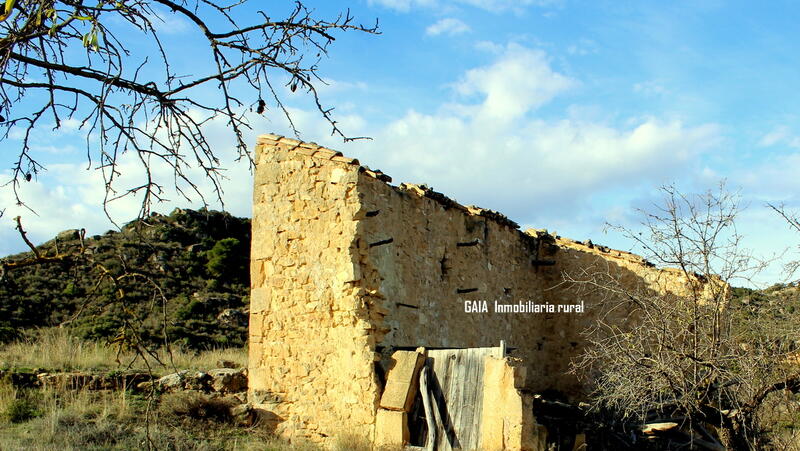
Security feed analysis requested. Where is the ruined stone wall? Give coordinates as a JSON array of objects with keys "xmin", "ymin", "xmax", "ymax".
[
  {"xmin": 249, "ymin": 135, "xmax": 379, "ymax": 442},
  {"xmin": 249, "ymin": 134, "xmax": 706, "ymax": 444},
  {"xmin": 353, "ymin": 171, "xmax": 707, "ymax": 398}
]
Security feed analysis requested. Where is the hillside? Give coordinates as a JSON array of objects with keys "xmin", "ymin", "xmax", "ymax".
[
  {"xmin": 0, "ymin": 208, "xmax": 251, "ymax": 349},
  {"xmin": 732, "ymin": 283, "xmax": 800, "ymax": 313}
]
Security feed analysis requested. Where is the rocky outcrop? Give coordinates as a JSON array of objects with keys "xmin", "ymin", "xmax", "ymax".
[
  {"xmin": 208, "ymin": 368, "xmax": 248, "ymax": 393},
  {"xmin": 217, "ymin": 308, "xmax": 248, "ymax": 327}
]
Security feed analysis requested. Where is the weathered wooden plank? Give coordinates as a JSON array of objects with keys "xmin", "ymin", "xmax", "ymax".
[
  {"xmin": 419, "ymin": 366, "xmax": 436, "ymax": 451},
  {"xmin": 426, "ymin": 346, "xmax": 503, "ymax": 450}
]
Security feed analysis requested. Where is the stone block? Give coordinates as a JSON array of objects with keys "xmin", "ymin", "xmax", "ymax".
[
  {"xmin": 379, "ymin": 350, "xmax": 425, "ymax": 412},
  {"xmin": 481, "ymin": 356, "xmax": 543, "ymax": 451},
  {"xmin": 208, "ymin": 368, "xmax": 248, "ymax": 393},
  {"xmin": 373, "ymin": 408, "xmax": 408, "ymax": 448},
  {"xmin": 255, "ymin": 163, "xmax": 283, "ymax": 185},
  {"xmin": 250, "ymin": 286, "xmax": 271, "ymax": 314}
]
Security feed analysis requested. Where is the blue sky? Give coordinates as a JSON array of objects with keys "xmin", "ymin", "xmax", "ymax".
[{"xmin": 2, "ymin": 0, "xmax": 800, "ymax": 286}]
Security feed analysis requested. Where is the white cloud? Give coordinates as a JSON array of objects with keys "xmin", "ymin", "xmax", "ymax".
[
  {"xmin": 733, "ymin": 206, "xmax": 800, "ymax": 286},
  {"xmin": 566, "ymin": 38, "xmax": 599, "ymax": 56},
  {"xmin": 426, "ymin": 18, "xmax": 471, "ymax": 36},
  {"xmin": 474, "ymin": 40, "xmax": 504, "ymax": 54},
  {"xmin": 316, "ymin": 78, "xmax": 369, "ymax": 95},
  {"xmin": 453, "ymin": 44, "xmax": 575, "ymax": 121},
  {"xmin": 367, "ymin": 0, "xmax": 435, "ymax": 13},
  {"xmin": 338, "ymin": 44, "xmax": 721, "ymax": 232},
  {"xmin": 662, "ymin": 145, "xmax": 800, "ymax": 285},
  {"xmin": 0, "ymin": 110, "xmax": 261, "ymax": 255},
  {"xmin": 0, "ymin": 97, "xmax": 371, "ymax": 257},
  {"xmin": 460, "ymin": 0, "xmax": 549, "ymax": 8},
  {"xmin": 738, "ymin": 151, "xmax": 800, "ymax": 204},
  {"xmin": 145, "ymin": 7, "xmax": 191, "ymax": 34},
  {"xmin": 758, "ymin": 125, "xmax": 800, "ymax": 149},
  {"xmin": 0, "ymin": 142, "xmax": 255, "ymax": 256},
  {"xmin": 634, "ymin": 80, "xmax": 668, "ymax": 97},
  {"xmin": 368, "ymin": 0, "xmax": 559, "ymax": 13},
  {"xmin": 0, "ymin": 42, "xmax": 722, "ymax": 272},
  {"xmin": 360, "ymin": 115, "xmax": 718, "ymax": 216}
]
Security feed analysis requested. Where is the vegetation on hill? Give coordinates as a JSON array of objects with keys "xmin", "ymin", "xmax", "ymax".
[
  {"xmin": 0, "ymin": 208, "xmax": 251, "ymax": 350},
  {"xmin": 731, "ymin": 282, "xmax": 800, "ymax": 316}
]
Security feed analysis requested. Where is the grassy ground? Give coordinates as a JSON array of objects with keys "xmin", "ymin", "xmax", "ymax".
[
  {"xmin": 0, "ymin": 381, "xmax": 330, "ymax": 450},
  {"xmin": 0, "ymin": 331, "xmax": 374, "ymax": 450},
  {"xmin": 3, "ymin": 330, "xmax": 799, "ymax": 450},
  {"xmin": 0, "ymin": 328, "xmax": 247, "ymax": 373}
]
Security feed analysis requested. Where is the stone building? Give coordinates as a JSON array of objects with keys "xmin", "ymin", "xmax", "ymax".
[{"xmin": 248, "ymin": 134, "xmax": 704, "ymax": 449}]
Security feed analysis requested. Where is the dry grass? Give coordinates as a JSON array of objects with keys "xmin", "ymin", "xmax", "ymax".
[
  {"xmin": 0, "ymin": 381, "xmax": 322, "ymax": 451},
  {"xmin": 332, "ymin": 433, "xmax": 374, "ymax": 451},
  {"xmin": 0, "ymin": 328, "xmax": 247, "ymax": 373},
  {"xmin": 0, "ymin": 380, "xmax": 15, "ymax": 410},
  {"xmin": 0, "ymin": 330, "xmax": 379, "ymax": 450},
  {"xmin": 0, "ymin": 330, "xmax": 333, "ymax": 450}
]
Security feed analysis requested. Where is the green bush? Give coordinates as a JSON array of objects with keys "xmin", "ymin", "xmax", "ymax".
[
  {"xmin": 62, "ymin": 282, "xmax": 78, "ymax": 297},
  {"xmin": 176, "ymin": 299, "xmax": 205, "ymax": 320},
  {"xmin": 0, "ymin": 325, "xmax": 18, "ymax": 344},
  {"xmin": 5, "ymin": 393, "xmax": 42, "ymax": 423},
  {"xmin": 206, "ymin": 237, "xmax": 246, "ymax": 282}
]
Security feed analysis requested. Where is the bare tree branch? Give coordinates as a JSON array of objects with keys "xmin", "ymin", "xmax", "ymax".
[
  {"xmin": 0, "ymin": 0, "xmax": 379, "ymax": 219},
  {"xmin": 572, "ymin": 183, "xmax": 798, "ymax": 450},
  {"xmin": 768, "ymin": 203, "xmax": 800, "ymax": 280}
]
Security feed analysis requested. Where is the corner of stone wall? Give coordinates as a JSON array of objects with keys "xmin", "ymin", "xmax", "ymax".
[
  {"xmin": 350, "ymin": 171, "xmax": 400, "ymax": 349},
  {"xmin": 249, "ymin": 134, "xmax": 386, "ymax": 445}
]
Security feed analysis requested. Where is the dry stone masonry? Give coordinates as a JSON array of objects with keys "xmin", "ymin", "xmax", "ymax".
[{"xmin": 248, "ymin": 134, "xmax": 709, "ymax": 448}]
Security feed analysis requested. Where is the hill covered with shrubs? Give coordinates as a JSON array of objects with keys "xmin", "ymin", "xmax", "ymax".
[{"xmin": 0, "ymin": 208, "xmax": 251, "ymax": 350}]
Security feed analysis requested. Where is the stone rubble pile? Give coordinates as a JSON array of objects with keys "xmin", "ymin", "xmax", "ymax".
[{"xmin": 139, "ymin": 367, "xmax": 248, "ymax": 394}]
